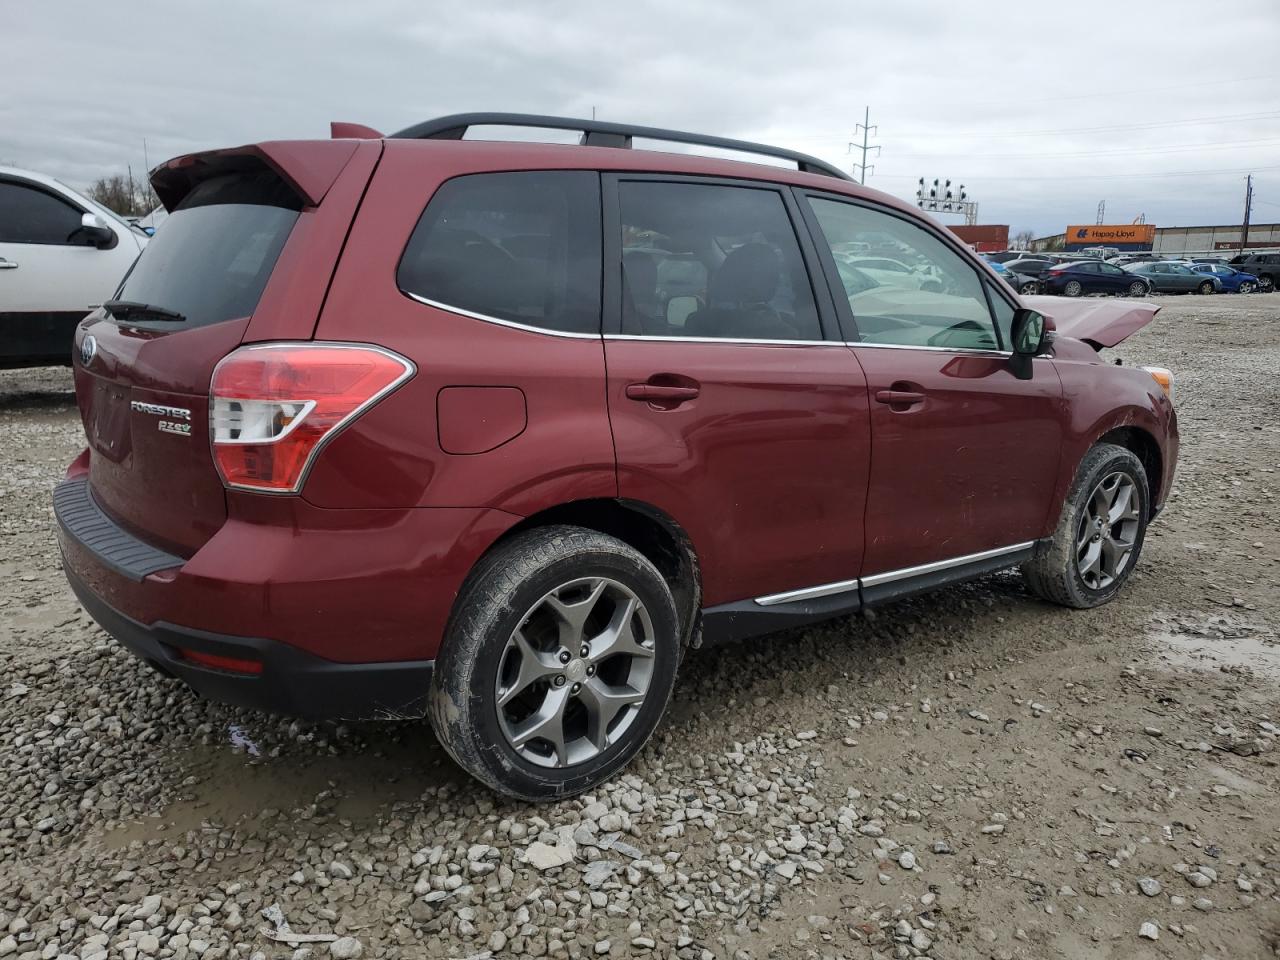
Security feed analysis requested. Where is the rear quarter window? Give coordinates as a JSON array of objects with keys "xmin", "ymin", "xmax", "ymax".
[{"xmin": 397, "ymin": 171, "xmax": 602, "ymax": 335}]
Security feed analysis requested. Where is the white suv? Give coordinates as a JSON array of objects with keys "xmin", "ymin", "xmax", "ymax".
[{"xmin": 1, "ymin": 166, "xmax": 149, "ymax": 368}]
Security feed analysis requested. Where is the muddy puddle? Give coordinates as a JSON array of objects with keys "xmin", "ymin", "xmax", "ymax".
[
  {"xmin": 100, "ymin": 720, "xmax": 463, "ymax": 849},
  {"xmin": 1147, "ymin": 612, "xmax": 1280, "ymax": 681}
]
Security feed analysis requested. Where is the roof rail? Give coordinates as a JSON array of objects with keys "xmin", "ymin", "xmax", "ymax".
[{"xmin": 388, "ymin": 112, "xmax": 852, "ymax": 181}]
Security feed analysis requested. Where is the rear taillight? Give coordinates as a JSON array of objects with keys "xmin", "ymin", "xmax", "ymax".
[{"xmin": 210, "ymin": 343, "xmax": 414, "ymax": 493}]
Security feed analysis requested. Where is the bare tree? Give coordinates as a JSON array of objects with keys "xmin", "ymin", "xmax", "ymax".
[
  {"xmin": 86, "ymin": 173, "xmax": 157, "ymax": 217},
  {"xmin": 1012, "ymin": 229, "xmax": 1036, "ymax": 251}
]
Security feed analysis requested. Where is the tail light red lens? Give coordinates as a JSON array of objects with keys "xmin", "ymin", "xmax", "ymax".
[{"xmin": 210, "ymin": 343, "xmax": 414, "ymax": 493}]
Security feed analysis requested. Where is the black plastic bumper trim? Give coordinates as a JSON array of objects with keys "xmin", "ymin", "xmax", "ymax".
[
  {"xmin": 54, "ymin": 477, "xmax": 184, "ymax": 582},
  {"xmin": 64, "ymin": 565, "xmax": 434, "ymax": 721}
]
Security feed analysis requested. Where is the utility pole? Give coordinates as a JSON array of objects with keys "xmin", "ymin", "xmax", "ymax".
[
  {"xmin": 848, "ymin": 106, "xmax": 880, "ymax": 184},
  {"xmin": 1240, "ymin": 174, "xmax": 1253, "ymax": 253}
]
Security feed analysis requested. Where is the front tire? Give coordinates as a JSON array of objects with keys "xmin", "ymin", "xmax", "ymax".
[
  {"xmin": 1197, "ymin": 280, "xmax": 1215, "ymax": 295},
  {"xmin": 1022, "ymin": 443, "xmax": 1149, "ymax": 609},
  {"xmin": 1238, "ymin": 281, "xmax": 1256, "ymax": 294},
  {"xmin": 429, "ymin": 525, "xmax": 681, "ymax": 800},
  {"xmin": 1064, "ymin": 280, "xmax": 1083, "ymax": 297},
  {"xmin": 1127, "ymin": 280, "xmax": 1148, "ymax": 297},
  {"xmin": 1020, "ymin": 280, "xmax": 1039, "ymax": 295}
]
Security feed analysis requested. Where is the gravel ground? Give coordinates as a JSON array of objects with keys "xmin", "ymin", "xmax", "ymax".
[{"xmin": 1, "ymin": 294, "xmax": 1278, "ymax": 960}]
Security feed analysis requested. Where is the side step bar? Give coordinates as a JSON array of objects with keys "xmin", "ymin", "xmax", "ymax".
[{"xmin": 699, "ymin": 541, "xmax": 1039, "ymax": 646}]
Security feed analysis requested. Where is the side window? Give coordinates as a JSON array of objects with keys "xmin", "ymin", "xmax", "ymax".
[
  {"xmin": 0, "ymin": 181, "xmax": 88, "ymax": 245},
  {"xmin": 397, "ymin": 171, "xmax": 601, "ymax": 335},
  {"xmin": 806, "ymin": 196, "xmax": 999, "ymax": 351},
  {"xmin": 616, "ymin": 180, "xmax": 820, "ymax": 341},
  {"xmin": 986, "ymin": 283, "xmax": 1015, "ymax": 350}
]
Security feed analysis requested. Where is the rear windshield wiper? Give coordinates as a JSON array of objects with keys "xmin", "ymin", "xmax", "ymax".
[{"xmin": 103, "ymin": 300, "xmax": 187, "ymax": 323}]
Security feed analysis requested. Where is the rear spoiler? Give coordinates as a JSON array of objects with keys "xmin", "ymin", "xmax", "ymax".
[{"xmin": 150, "ymin": 140, "xmax": 362, "ymax": 210}]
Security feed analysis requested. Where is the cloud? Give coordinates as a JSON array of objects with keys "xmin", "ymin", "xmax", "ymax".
[{"xmin": 3, "ymin": 0, "xmax": 1277, "ymax": 233}]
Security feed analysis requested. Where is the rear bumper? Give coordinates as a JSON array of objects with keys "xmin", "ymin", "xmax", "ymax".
[
  {"xmin": 54, "ymin": 475, "xmax": 520, "ymax": 719},
  {"xmin": 65, "ymin": 564, "xmax": 433, "ymax": 720}
]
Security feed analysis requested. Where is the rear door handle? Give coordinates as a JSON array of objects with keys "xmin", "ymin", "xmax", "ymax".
[
  {"xmin": 626, "ymin": 383, "xmax": 700, "ymax": 402},
  {"xmin": 875, "ymin": 389, "xmax": 925, "ymax": 405},
  {"xmin": 0, "ymin": 259, "xmax": 17, "ymax": 270}
]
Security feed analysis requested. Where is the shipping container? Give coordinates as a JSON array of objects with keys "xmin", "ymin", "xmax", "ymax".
[
  {"xmin": 948, "ymin": 224, "xmax": 1009, "ymax": 253},
  {"xmin": 1064, "ymin": 224, "xmax": 1155, "ymax": 251}
]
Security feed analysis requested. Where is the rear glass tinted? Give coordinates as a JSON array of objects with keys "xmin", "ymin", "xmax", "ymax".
[
  {"xmin": 113, "ymin": 171, "xmax": 300, "ymax": 328},
  {"xmin": 397, "ymin": 171, "xmax": 602, "ymax": 335}
]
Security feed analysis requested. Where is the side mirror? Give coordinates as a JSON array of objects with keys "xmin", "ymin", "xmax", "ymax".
[
  {"xmin": 666, "ymin": 296, "xmax": 698, "ymax": 329},
  {"xmin": 1009, "ymin": 309, "xmax": 1047, "ymax": 380},
  {"xmin": 78, "ymin": 213, "xmax": 116, "ymax": 249}
]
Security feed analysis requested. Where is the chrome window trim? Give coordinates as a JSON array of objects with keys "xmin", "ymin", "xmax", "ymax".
[
  {"xmin": 754, "ymin": 540, "xmax": 1035, "ymax": 606},
  {"xmin": 844, "ymin": 341, "xmax": 1013, "ymax": 358},
  {"xmin": 605, "ymin": 334, "xmax": 834, "ymax": 347},
  {"xmin": 404, "ymin": 292, "xmax": 602, "ymax": 340},
  {"xmin": 859, "ymin": 541, "xmax": 1036, "ymax": 588}
]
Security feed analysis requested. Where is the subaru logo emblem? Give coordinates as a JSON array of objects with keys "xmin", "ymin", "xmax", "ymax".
[{"xmin": 80, "ymin": 335, "xmax": 97, "ymax": 366}]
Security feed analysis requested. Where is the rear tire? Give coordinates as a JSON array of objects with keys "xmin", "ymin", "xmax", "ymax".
[
  {"xmin": 1064, "ymin": 280, "xmax": 1083, "ymax": 297},
  {"xmin": 429, "ymin": 525, "xmax": 681, "ymax": 801},
  {"xmin": 1022, "ymin": 443, "xmax": 1149, "ymax": 609},
  {"xmin": 1197, "ymin": 280, "xmax": 1215, "ymax": 295}
]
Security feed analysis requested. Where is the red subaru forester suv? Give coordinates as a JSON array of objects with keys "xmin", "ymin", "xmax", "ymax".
[{"xmin": 56, "ymin": 114, "xmax": 1178, "ymax": 799}]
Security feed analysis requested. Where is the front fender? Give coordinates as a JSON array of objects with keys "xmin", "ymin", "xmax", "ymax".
[{"xmin": 1047, "ymin": 357, "xmax": 1178, "ymax": 530}]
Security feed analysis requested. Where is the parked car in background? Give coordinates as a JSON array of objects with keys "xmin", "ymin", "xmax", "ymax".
[
  {"xmin": 982, "ymin": 251, "xmax": 1024, "ymax": 264},
  {"xmin": 1190, "ymin": 263, "xmax": 1259, "ymax": 293},
  {"xmin": 1042, "ymin": 260, "xmax": 1151, "ymax": 297},
  {"xmin": 1003, "ymin": 257, "xmax": 1056, "ymax": 295},
  {"xmin": 1124, "ymin": 262, "xmax": 1221, "ymax": 295},
  {"xmin": 842, "ymin": 256, "xmax": 937, "ymax": 288},
  {"xmin": 55, "ymin": 113, "xmax": 1178, "ymax": 799},
  {"xmin": 1, "ymin": 166, "xmax": 148, "ymax": 368},
  {"xmin": 1225, "ymin": 253, "xmax": 1279, "ymax": 292}
]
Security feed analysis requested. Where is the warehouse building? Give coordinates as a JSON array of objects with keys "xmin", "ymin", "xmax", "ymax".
[{"xmin": 1031, "ymin": 222, "xmax": 1280, "ymax": 255}]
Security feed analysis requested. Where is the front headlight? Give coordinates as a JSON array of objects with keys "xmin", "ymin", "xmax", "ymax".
[{"xmin": 1141, "ymin": 366, "xmax": 1174, "ymax": 404}]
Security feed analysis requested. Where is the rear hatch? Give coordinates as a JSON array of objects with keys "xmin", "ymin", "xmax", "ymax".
[{"xmin": 73, "ymin": 142, "xmax": 375, "ymax": 556}]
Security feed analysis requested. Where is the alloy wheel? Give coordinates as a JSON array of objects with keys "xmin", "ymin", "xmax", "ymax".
[
  {"xmin": 1198, "ymin": 281, "xmax": 1214, "ymax": 295},
  {"xmin": 1021, "ymin": 281, "xmax": 1039, "ymax": 295},
  {"xmin": 1075, "ymin": 472, "xmax": 1140, "ymax": 590},
  {"xmin": 495, "ymin": 576, "xmax": 655, "ymax": 768},
  {"xmin": 1239, "ymin": 281, "xmax": 1256, "ymax": 294},
  {"xmin": 1128, "ymin": 281, "xmax": 1147, "ymax": 297},
  {"xmin": 1064, "ymin": 280, "xmax": 1083, "ymax": 297}
]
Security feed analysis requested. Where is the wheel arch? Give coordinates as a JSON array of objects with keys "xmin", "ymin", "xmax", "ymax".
[
  {"xmin": 1094, "ymin": 425, "xmax": 1163, "ymax": 517},
  {"xmin": 486, "ymin": 498, "xmax": 703, "ymax": 650}
]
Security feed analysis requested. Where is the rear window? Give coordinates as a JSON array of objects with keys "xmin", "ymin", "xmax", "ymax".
[
  {"xmin": 113, "ymin": 171, "xmax": 301, "ymax": 328},
  {"xmin": 396, "ymin": 171, "xmax": 602, "ymax": 335}
]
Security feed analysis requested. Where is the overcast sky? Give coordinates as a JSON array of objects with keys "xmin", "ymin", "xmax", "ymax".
[{"xmin": 4, "ymin": 1, "xmax": 1278, "ymax": 236}]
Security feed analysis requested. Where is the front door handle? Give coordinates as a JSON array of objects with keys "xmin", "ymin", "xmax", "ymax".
[
  {"xmin": 875, "ymin": 389, "xmax": 925, "ymax": 406},
  {"xmin": 626, "ymin": 383, "xmax": 700, "ymax": 403},
  {"xmin": 0, "ymin": 259, "xmax": 18, "ymax": 270}
]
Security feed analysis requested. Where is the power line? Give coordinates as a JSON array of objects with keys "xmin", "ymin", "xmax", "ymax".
[
  {"xmin": 778, "ymin": 110, "xmax": 1280, "ymax": 144},
  {"xmin": 870, "ymin": 164, "xmax": 1280, "ymax": 183},
  {"xmin": 889, "ymin": 136, "xmax": 1280, "ymax": 162}
]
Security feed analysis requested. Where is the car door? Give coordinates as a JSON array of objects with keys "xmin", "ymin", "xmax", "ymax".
[
  {"xmin": 1166, "ymin": 265, "xmax": 1199, "ymax": 291},
  {"xmin": 1096, "ymin": 261, "xmax": 1130, "ymax": 293},
  {"xmin": 602, "ymin": 175, "xmax": 872, "ymax": 616},
  {"xmin": 798, "ymin": 192, "xmax": 1064, "ymax": 600},
  {"xmin": 0, "ymin": 176, "xmax": 138, "ymax": 363}
]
